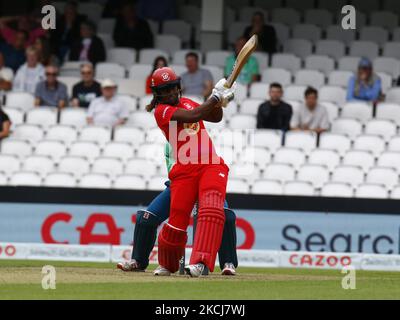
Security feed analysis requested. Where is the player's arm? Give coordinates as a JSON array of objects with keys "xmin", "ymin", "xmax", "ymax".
[{"xmin": 171, "ymin": 96, "xmax": 221, "ymax": 123}]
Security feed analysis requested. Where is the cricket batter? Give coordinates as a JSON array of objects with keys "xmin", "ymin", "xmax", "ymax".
[
  {"xmin": 117, "ymin": 142, "xmax": 238, "ymax": 275},
  {"xmin": 142, "ymin": 67, "xmax": 235, "ymax": 277}
]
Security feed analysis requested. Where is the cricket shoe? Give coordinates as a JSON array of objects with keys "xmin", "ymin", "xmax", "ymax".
[
  {"xmin": 221, "ymin": 263, "xmax": 236, "ymax": 276},
  {"xmin": 116, "ymin": 260, "xmax": 145, "ymax": 272},
  {"xmin": 154, "ymin": 265, "xmax": 171, "ymax": 276},
  {"xmin": 184, "ymin": 263, "xmax": 205, "ymax": 278}
]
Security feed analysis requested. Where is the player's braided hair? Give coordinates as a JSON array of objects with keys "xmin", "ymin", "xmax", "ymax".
[{"xmin": 145, "ymin": 85, "xmax": 182, "ymax": 112}]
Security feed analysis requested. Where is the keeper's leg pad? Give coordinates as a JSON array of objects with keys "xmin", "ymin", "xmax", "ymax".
[
  {"xmin": 190, "ymin": 190, "xmax": 225, "ymax": 272},
  {"xmin": 158, "ymin": 223, "xmax": 187, "ymax": 273},
  {"xmin": 218, "ymin": 208, "xmax": 238, "ymax": 269},
  {"xmin": 131, "ymin": 210, "xmax": 161, "ymax": 269}
]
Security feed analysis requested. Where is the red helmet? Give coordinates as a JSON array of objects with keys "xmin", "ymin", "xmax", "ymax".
[{"xmin": 150, "ymin": 67, "xmax": 181, "ymax": 90}]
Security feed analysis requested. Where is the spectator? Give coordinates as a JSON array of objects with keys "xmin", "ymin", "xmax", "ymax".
[
  {"xmin": 13, "ymin": 46, "xmax": 45, "ymax": 94},
  {"xmin": 146, "ymin": 56, "xmax": 168, "ymax": 94},
  {"xmin": 102, "ymin": 0, "xmax": 126, "ymax": 18},
  {"xmin": 346, "ymin": 57, "xmax": 382, "ymax": 102},
  {"xmin": 34, "ymin": 36, "xmax": 59, "ymax": 66},
  {"xmin": 69, "ymin": 20, "xmax": 106, "ymax": 65},
  {"xmin": 0, "ymin": 15, "xmax": 46, "ymax": 47},
  {"xmin": 0, "ymin": 30, "xmax": 27, "ymax": 72},
  {"xmin": 0, "ymin": 106, "xmax": 11, "ymax": 140},
  {"xmin": 137, "ymin": 0, "xmax": 176, "ymax": 21},
  {"xmin": 34, "ymin": 65, "xmax": 68, "ymax": 108},
  {"xmin": 0, "ymin": 52, "xmax": 14, "ymax": 91},
  {"xmin": 113, "ymin": 3, "xmax": 154, "ymax": 50},
  {"xmin": 181, "ymin": 52, "xmax": 213, "ymax": 99},
  {"xmin": 225, "ymin": 37, "xmax": 259, "ymax": 86},
  {"xmin": 87, "ymin": 79, "xmax": 129, "ymax": 127},
  {"xmin": 71, "ymin": 63, "xmax": 101, "ymax": 108},
  {"xmin": 243, "ymin": 12, "xmax": 277, "ymax": 55},
  {"xmin": 257, "ymin": 83, "xmax": 292, "ymax": 131},
  {"xmin": 291, "ymin": 87, "xmax": 329, "ymax": 134}
]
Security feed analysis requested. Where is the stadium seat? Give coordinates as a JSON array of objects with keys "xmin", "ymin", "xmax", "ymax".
[
  {"xmin": 326, "ymin": 25, "xmax": 356, "ymax": 45},
  {"xmin": 283, "ymin": 85, "xmax": 307, "ymax": 101},
  {"xmin": 253, "ymin": 0, "xmax": 281, "ymax": 10},
  {"xmin": 79, "ymin": 2, "xmax": 103, "ymax": 22},
  {"xmin": 251, "ymin": 179, "xmax": 283, "ymax": 195},
  {"xmin": 129, "ymin": 64, "xmax": 152, "ymax": 81},
  {"xmin": 138, "ymin": 49, "xmax": 169, "ymax": 64},
  {"xmin": 384, "ymin": 0, "xmax": 400, "ymax": 14},
  {"xmin": 353, "ymin": 134, "xmax": 386, "ymax": 157},
  {"xmin": 26, "ymin": 107, "xmax": 58, "ymax": 128},
  {"xmin": 304, "ymin": 55, "xmax": 335, "ymax": 77},
  {"xmin": 349, "ymin": 41, "xmax": 379, "ymax": 61},
  {"xmin": 91, "ymin": 157, "xmax": 124, "ymax": 179},
  {"xmin": 144, "ymin": 127, "xmax": 166, "ymax": 145},
  {"xmin": 173, "ymin": 50, "xmax": 203, "ymax": 65},
  {"xmin": 23, "ymin": 155, "xmax": 54, "ymax": 178},
  {"xmin": 269, "ymin": 23, "xmax": 290, "ymax": 47},
  {"xmin": 227, "ymin": 22, "xmax": 248, "ymax": 46},
  {"xmin": 240, "ymin": 99, "xmax": 264, "ymax": 115},
  {"xmin": 148, "ymin": 175, "xmax": 168, "ymax": 191},
  {"xmin": 283, "ymin": 181, "xmax": 315, "ymax": 196},
  {"xmin": 113, "ymin": 174, "xmax": 147, "ymax": 190},
  {"xmin": 271, "ymin": 8, "xmax": 301, "ymax": 26},
  {"xmin": 5, "ymin": 92, "xmax": 35, "ymax": 111},
  {"xmin": 147, "ymin": 19, "xmax": 159, "ymax": 36},
  {"xmin": 34, "ymin": 140, "xmax": 67, "ymax": 162},
  {"xmin": 59, "ymin": 108, "xmax": 87, "ymax": 128},
  {"xmin": 308, "ymin": 149, "xmax": 340, "ymax": 172},
  {"xmin": 115, "ymin": 79, "xmax": 146, "ymax": 97},
  {"xmin": 319, "ymin": 86, "xmax": 347, "ymax": 106},
  {"xmin": 382, "ymin": 42, "xmax": 400, "ymax": 60},
  {"xmin": 58, "ymin": 76, "xmax": 80, "ymax": 96},
  {"xmin": 79, "ymin": 126, "xmax": 111, "ymax": 147},
  {"xmin": 263, "ymin": 163, "xmax": 296, "ymax": 183},
  {"xmin": 9, "ymin": 171, "xmax": 41, "ymax": 186},
  {"xmin": 271, "ymin": 53, "xmax": 301, "ymax": 73},
  {"xmin": 179, "ymin": 4, "xmax": 201, "ymax": 25},
  {"xmin": 364, "ymin": 119, "xmax": 397, "ymax": 142},
  {"xmin": 229, "ymin": 115, "xmax": 256, "ymax": 130},
  {"xmin": 373, "ymin": 57, "xmax": 400, "ymax": 79},
  {"xmin": 331, "ymin": 165, "xmax": 365, "ymax": 188},
  {"xmin": 338, "ymin": 56, "xmax": 361, "ymax": 72},
  {"xmin": 169, "ymin": 64, "xmax": 187, "ymax": 76},
  {"xmin": 12, "ymin": 124, "xmax": 44, "ymax": 143},
  {"xmin": 336, "ymin": 9, "xmax": 367, "ymax": 27},
  {"xmin": 355, "ymin": 183, "xmax": 388, "ymax": 199},
  {"xmin": 239, "ymin": 147, "xmax": 271, "ymax": 167},
  {"xmin": 304, "ymin": 9, "xmax": 333, "ymax": 29},
  {"xmin": 328, "ymin": 70, "xmax": 353, "ymax": 87},
  {"xmin": 253, "ymin": 130, "xmax": 282, "ymax": 152},
  {"xmin": 118, "ymin": 95, "xmax": 138, "ymax": 113},
  {"xmin": 297, "ymin": 164, "xmax": 330, "ymax": 189},
  {"xmin": 137, "ymin": 95, "xmax": 152, "ymax": 111},
  {"xmin": 283, "ymin": 39, "xmax": 313, "ymax": 59},
  {"xmin": 352, "ymin": 0, "xmax": 379, "ymax": 13},
  {"xmin": 366, "ymin": 167, "xmax": 398, "ymax": 190},
  {"xmin": 342, "ymin": 150, "xmax": 375, "ymax": 173},
  {"xmin": 78, "ymin": 173, "xmax": 112, "ymax": 189},
  {"xmin": 163, "ymin": 20, "xmax": 191, "ymax": 44},
  {"xmin": 376, "ymin": 72, "xmax": 392, "ymax": 95},
  {"xmin": 284, "ymin": 131, "xmax": 317, "ymax": 154},
  {"xmin": 249, "ymin": 84, "xmax": 269, "ymax": 100},
  {"xmin": 69, "ymin": 141, "xmax": 101, "ymax": 163},
  {"xmin": 229, "ymin": 162, "xmax": 260, "ymax": 183},
  {"xmin": 98, "ymin": 18, "xmax": 116, "ymax": 34},
  {"xmin": 2, "ymin": 107, "xmax": 24, "ymax": 129},
  {"xmin": 388, "ymin": 136, "xmax": 400, "ymax": 152},
  {"xmin": 273, "ymin": 147, "xmax": 306, "ymax": 170},
  {"xmin": 125, "ymin": 158, "xmax": 158, "ymax": 177},
  {"xmin": 0, "ymin": 154, "xmax": 20, "ymax": 177},
  {"xmin": 226, "ymin": 178, "xmax": 250, "ymax": 194},
  {"xmin": 45, "ymin": 125, "xmax": 78, "ymax": 146},
  {"xmin": 128, "ymin": 111, "xmax": 157, "ymax": 129},
  {"xmin": 385, "ymin": 88, "xmax": 400, "ymax": 103},
  {"xmin": 239, "ymin": 6, "xmax": 268, "ymax": 22},
  {"xmin": 315, "ymin": 40, "xmax": 345, "ymax": 61},
  {"xmin": 252, "ymin": 52, "xmax": 269, "ymax": 70},
  {"xmin": 321, "ymin": 182, "xmax": 353, "ymax": 198},
  {"xmin": 261, "ymin": 68, "xmax": 291, "ymax": 86},
  {"xmin": 294, "ymin": 70, "xmax": 325, "ymax": 88},
  {"xmin": 60, "ymin": 61, "xmax": 82, "ymax": 77},
  {"xmin": 213, "ymin": 129, "xmax": 246, "ymax": 149},
  {"xmin": 155, "ymin": 35, "xmax": 182, "ymax": 56},
  {"xmin": 0, "ymin": 171, "xmax": 7, "ymax": 185},
  {"xmin": 114, "ymin": 126, "xmax": 146, "ymax": 146},
  {"xmin": 292, "ymin": 24, "xmax": 322, "ymax": 43},
  {"xmin": 320, "ymin": 101, "xmax": 339, "ymax": 122},
  {"xmin": 43, "ymin": 172, "xmax": 77, "ymax": 188},
  {"xmin": 58, "ymin": 156, "xmax": 90, "ymax": 178},
  {"xmin": 202, "ymin": 65, "xmax": 223, "ymax": 83},
  {"xmin": 390, "ymin": 185, "xmax": 400, "ymax": 199},
  {"xmin": 96, "ymin": 62, "xmax": 126, "ymax": 79},
  {"xmin": 107, "ymin": 48, "xmax": 136, "ymax": 69},
  {"xmin": 319, "ymin": 133, "xmax": 352, "ymax": 156},
  {"xmin": 102, "ymin": 142, "xmax": 135, "ymax": 163},
  {"xmin": 378, "ymin": 151, "xmax": 400, "ymax": 172},
  {"xmin": 0, "ymin": 139, "xmax": 32, "ymax": 159},
  {"xmin": 137, "ymin": 143, "xmax": 165, "ymax": 165},
  {"xmin": 360, "ymin": 26, "xmax": 389, "ymax": 46},
  {"xmin": 341, "ymin": 102, "xmax": 373, "ymax": 123}
]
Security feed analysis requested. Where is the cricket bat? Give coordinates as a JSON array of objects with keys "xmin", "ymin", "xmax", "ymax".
[{"xmin": 225, "ymin": 34, "xmax": 258, "ymax": 88}]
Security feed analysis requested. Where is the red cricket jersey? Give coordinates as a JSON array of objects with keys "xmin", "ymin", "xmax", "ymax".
[{"xmin": 154, "ymin": 97, "xmax": 223, "ymax": 166}]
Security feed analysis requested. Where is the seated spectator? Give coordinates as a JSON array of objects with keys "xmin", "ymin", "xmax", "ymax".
[
  {"xmin": 181, "ymin": 52, "xmax": 213, "ymax": 99},
  {"xmin": 257, "ymin": 83, "xmax": 292, "ymax": 131},
  {"xmin": 113, "ymin": 2, "xmax": 154, "ymax": 50},
  {"xmin": 0, "ymin": 52, "xmax": 14, "ymax": 91},
  {"xmin": 13, "ymin": 46, "xmax": 45, "ymax": 94},
  {"xmin": 0, "ymin": 30, "xmax": 27, "ymax": 72},
  {"xmin": 87, "ymin": 79, "xmax": 129, "ymax": 127},
  {"xmin": 225, "ymin": 37, "xmax": 259, "ymax": 86},
  {"xmin": 146, "ymin": 56, "xmax": 168, "ymax": 94},
  {"xmin": 0, "ymin": 106, "xmax": 11, "ymax": 140},
  {"xmin": 243, "ymin": 12, "xmax": 277, "ymax": 55},
  {"xmin": 71, "ymin": 63, "xmax": 101, "ymax": 108},
  {"xmin": 291, "ymin": 87, "xmax": 329, "ymax": 134},
  {"xmin": 69, "ymin": 20, "xmax": 106, "ymax": 66},
  {"xmin": 0, "ymin": 15, "xmax": 46, "ymax": 47},
  {"xmin": 346, "ymin": 57, "xmax": 382, "ymax": 102},
  {"xmin": 34, "ymin": 65, "xmax": 68, "ymax": 108},
  {"xmin": 34, "ymin": 36, "xmax": 59, "ymax": 66}
]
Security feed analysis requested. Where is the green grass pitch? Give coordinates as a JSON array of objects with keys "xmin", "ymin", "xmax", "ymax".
[{"xmin": 0, "ymin": 260, "xmax": 399, "ymax": 300}]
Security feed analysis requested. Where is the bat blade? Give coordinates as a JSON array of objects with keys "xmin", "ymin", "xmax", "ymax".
[{"xmin": 225, "ymin": 34, "xmax": 258, "ymax": 88}]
